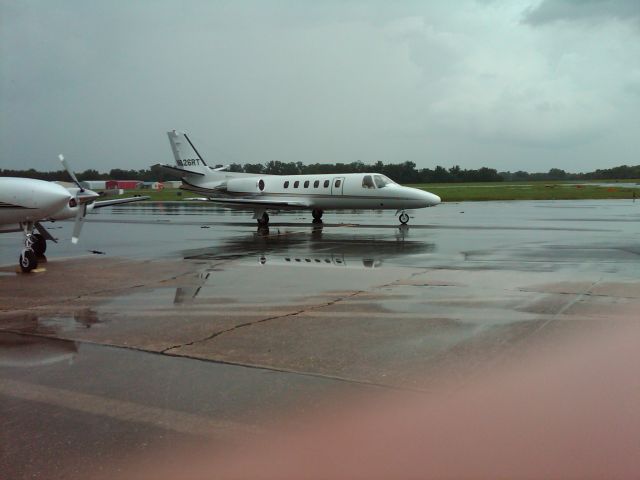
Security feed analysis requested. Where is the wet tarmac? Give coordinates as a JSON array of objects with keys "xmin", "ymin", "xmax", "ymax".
[{"xmin": 1, "ymin": 200, "xmax": 640, "ymax": 478}]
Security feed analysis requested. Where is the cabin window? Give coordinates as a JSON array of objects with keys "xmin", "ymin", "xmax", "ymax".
[
  {"xmin": 294, "ymin": 181, "xmax": 300, "ymax": 188},
  {"xmin": 313, "ymin": 180, "xmax": 319, "ymax": 188},
  {"xmin": 284, "ymin": 181, "xmax": 289, "ymax": 188},
  {"xmin": 258, "ymin": 179, "xmax": 265, "ymax": 191},
  {"xmin": 335, "ymin": 179, "xmax": 342, "ymax": 188},
  {"xmin": 324, "ymin": 180, "xmax": 330, "ymax": 188},
  {"xmin": 304, "ymin": 180, "xmax": 310, "ymax": 188},
  {"xmin": 362, "ymin": 175, "xmax": 375, "ymax": 189}
]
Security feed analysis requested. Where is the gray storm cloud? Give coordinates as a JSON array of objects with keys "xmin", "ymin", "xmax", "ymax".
[
  {"xmin": 523, "ymin": 0, "xmax": 640, "ymax": 26},
  {"xmin": 1, "ymin": 0, "xmax": 639, "ymax": 173}
]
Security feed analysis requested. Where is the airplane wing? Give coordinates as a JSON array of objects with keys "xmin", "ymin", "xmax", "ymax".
[
  {"xmin": 92, "ymin": 196, "xmax": 150, "ymax": 209},
  {"xmin": 207, "ymin": 197, "xmax": 311, "ymax": 208}
]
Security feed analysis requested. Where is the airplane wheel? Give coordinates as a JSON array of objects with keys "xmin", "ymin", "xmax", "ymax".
[
  {"xmin": 312, "ymin": 209, "xmax": 323, "ymax": 221},
  {"xmin": 19, "ymin": 250, "xmax": 38, "ymax": 273},
  {"xmin": 32, "ymin": 234, "xmax": 47, "ymax": 257},
  {"xmin": 399, "ymin": 212, "xmax": 410, "ymax": 224}
]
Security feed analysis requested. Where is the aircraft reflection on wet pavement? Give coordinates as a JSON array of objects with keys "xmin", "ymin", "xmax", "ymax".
[{"xmin": 174, "ymin": 227, "xmax": 434, "ymax": 304}]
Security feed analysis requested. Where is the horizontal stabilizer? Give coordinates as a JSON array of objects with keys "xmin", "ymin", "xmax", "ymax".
[{"xmin": 154, "ymin": 163, "xmax": 205, "ymax": 177}]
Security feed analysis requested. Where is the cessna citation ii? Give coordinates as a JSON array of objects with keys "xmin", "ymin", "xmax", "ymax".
[
  {"xmin": 0, "ymin": 155, "xmax": 147, "ymax": 272},
  {"xmin": 158, "ymin": 131, "xmax": 441, "ymax": 226}
]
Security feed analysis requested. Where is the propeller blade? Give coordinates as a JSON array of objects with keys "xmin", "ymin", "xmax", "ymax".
[
  {"xmin": 58, "ymin": 154, "xmax": 84, "ymax": 191},
  {"xmin": 71, "ymin": 203, "xmax": 87, "ymax": 244}
]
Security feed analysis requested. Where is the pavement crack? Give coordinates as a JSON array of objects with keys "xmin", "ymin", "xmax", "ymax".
[
  {"xmin": 161, "ymin": 290, "xmax": 365, "ymax": 354},
  {"xmin": 517, "ymin": 288, "xmax": 637, "ymax": 300},
  {"xmin": 531, "ymin": 278, "xmax": 604, "ymax": 334}
]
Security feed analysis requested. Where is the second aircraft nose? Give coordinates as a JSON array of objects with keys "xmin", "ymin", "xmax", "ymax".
[{"xmin": 43, "ymin": 182, "xmax": 74, "ymax": 209}]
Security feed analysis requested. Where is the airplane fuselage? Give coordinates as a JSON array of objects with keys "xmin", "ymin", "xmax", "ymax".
[
  {"xmin": 0, "ymin": 179, "xmax": 102, "ymax": 232},
  {"xmin": 0, "ymin": 177, "xmax": 72, "ymax": 228},
  {"xmin": 161, "ymin": 130, "xmax": 441, "ymax": 224},
  {"xmin": 182, "ymin": 172, "xmax": 440, "ymax": 211},
  {"xmin": 2, "ymin": 158, "xmax": 147, "ymax": 272}
]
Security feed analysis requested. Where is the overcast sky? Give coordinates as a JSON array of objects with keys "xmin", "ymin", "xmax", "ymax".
[{"xmin": 1, "ymin": 0, "xmax": 639, "ymax": 173}]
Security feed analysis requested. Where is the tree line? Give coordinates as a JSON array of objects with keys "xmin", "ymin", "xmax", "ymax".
[{"xmin": 2, "ymin": 162, "xmax": 639, "ymax": 184}]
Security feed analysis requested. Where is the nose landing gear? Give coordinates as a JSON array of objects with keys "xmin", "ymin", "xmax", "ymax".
[
  {"xmin": 19, "ymin": 248, "xmax": 38, "ymax": 273},
  {"xmin": 32, "ymin": 233, "xmax": 47, "ymax": 257},
  {"xmin": 398, "ymin": 212, "xmax": 410, "ymax": 225},
  {"xmin": 19, "ymin": 222, "xmax": 39, "ymax": 273}
]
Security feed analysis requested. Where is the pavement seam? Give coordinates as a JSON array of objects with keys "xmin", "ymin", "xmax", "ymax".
[
  {"xmin": 160, "ymin": 290, "xmax": 367, "ymax": 354},
  {"xmin": 0, "ymin": 330, "xmax": 423, "ymax": 393},
  {"xmin": 449, "ymin": 278, "xmax": 609, "ymax": 394},
  {"xmin": 0, "ymin": 283, "xmax": 148, "ymax": 313},
  {"xmin": 531, "ymin": 278, "xmax": 605, "ymax": 334},
  {"xmin": 0, "ymin": 377, "xmax": 259, "ymax": 439},
  {"xmin": 0, "ymin": 267, "xmax": 197, "ymax": 314}
]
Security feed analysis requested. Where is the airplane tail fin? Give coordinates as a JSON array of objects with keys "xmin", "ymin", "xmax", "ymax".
[{"xmin": 167, "ymin": 130, "xmax": 210, "ymax": 175}]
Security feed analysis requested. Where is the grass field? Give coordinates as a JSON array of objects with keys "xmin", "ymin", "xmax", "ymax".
[
  {"xmin": 409, "ymin": 181, "xmax": 640, "ymax": 202},
  {"xmin": 111, "ymin": 181, "xmax": 640, "ymax": 203}
]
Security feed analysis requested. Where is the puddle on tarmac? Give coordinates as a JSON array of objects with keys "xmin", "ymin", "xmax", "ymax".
[
  {"xmin": 0, "ymin": 332, "xmax": 78, "ymax": 368},
  {"xmin": 3, "ymin": 309, "xmax": 101, "ymax": 336}
]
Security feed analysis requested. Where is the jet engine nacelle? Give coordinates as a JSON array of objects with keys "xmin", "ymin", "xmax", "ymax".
[{"xmin": 226, "ymin": 177, "xmax": 266, "ymax": 193}]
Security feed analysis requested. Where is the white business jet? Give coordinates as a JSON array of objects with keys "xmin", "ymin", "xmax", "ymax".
[
  {"xmin": 157, "ymin": 131, "xmax": 440, "ymax": 226},
  {"xmin": 0, "ymin": 155, "xmax": 147, "ymax": 272}
]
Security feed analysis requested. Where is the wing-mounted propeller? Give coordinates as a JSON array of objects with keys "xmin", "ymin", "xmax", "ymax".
[{"xmin": 58, "ymin": 154, "xmax": 99, "ymax": 244}]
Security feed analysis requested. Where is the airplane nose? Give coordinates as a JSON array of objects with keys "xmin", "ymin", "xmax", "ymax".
[
  {"xmin": 38, "ymin": 182, "xmax": 73, "ymax": 211},
  {"xmin": 419, "ymin": 190, "xmax": 440, "ymax": 207}
]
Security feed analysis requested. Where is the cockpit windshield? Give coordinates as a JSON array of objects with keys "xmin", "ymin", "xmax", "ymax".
[
  {"xmin": 362, "ymin": 175, "xmax": 375, "ymax": 189},
  {"xmin": 373, "ymin": 175, "xmax": 394, "ymax": 188}
]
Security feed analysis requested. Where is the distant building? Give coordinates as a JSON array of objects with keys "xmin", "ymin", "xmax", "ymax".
[
  {"xmin": 141, "ymin": 181, "xmax": 164, "ymax": 190},
  {"xmin": 163, "ymin": 180, "xmax": 182, "ymax": 189},
  {"xmin": 105, "ymin": 180, "xmax": 142, "ymax": 190},
  {"xmin": 80, "ymin": 180, "xmax": 107, "ymax": 190}
]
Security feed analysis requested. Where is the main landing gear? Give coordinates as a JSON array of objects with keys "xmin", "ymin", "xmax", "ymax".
[
  {"xmin": 398, "ymin": 211, "xmax": 410, "ymax": 225},
  {"xmin": 312, "ymin": 209, "xmax": 323, "ymax": 223},
  {"xmin": 18, "ymin": 222, "xmax": 46, "ymax": 273},
  {"xmin": 256, "ymin": 212, "xmax": 270, "ymax": 227}
]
